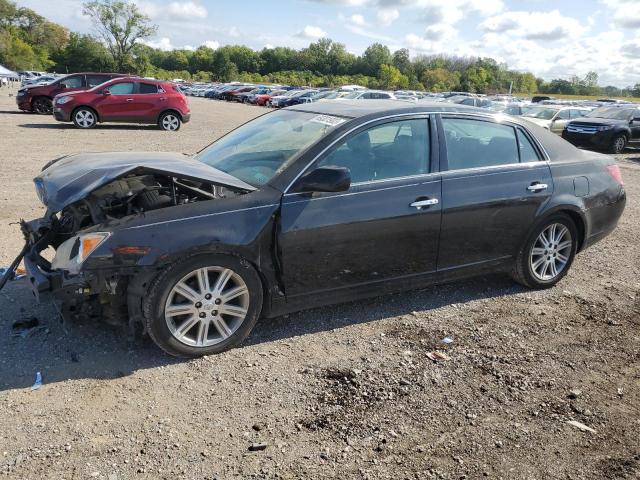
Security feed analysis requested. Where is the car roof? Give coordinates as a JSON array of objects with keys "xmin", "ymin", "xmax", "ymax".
[{"xmin": 289, "ymin": 99, "xmax": 482, "ymax": 119}]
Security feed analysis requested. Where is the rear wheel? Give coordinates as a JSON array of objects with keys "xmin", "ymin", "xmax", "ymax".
[
  {"xmin": 32, "ymin": 97, "xmax": 52, "ymax": 115},
  {"xmin": 159, "ymin": 111, "xmax": 181, "ymax": 131},
  {"xmin": 512, "ymin": 214, "xmax": 578, "ymax": 289},
  {"xmin": 72, "ymin": 107, "xmax": 97, "ymax": 129},
  {"xmin": 610, "ymin": 134, "xmax": 627, "ymax": 154},
  {"xmin": 143, "ymin": 254, "xmax": 263, "ymax": 357}
]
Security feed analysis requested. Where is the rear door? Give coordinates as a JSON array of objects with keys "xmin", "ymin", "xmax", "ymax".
[
  {"xmin": 438, "ymin": 116, "xmax": 553, "ymax": 271},
  {"xmin": 279, "ymin": 116, "xmax": 441, "ymax": 297},
  {"xmin": 130, "ymin": 82, "xmax": 163, "ymax": 122}
]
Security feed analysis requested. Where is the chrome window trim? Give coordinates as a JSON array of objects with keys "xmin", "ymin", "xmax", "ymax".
[
  {"xmin": 283, "ymin": 110, "xmax": 550, "ymax": 194},
  {"xmin": 283, "ymin": 179, "xmax": 441, "ymax": 205}
]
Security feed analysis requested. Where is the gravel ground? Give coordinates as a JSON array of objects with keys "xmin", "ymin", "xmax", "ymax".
[{"xmin": 0, "ymin": 88, "xmax": 639, "ymax": 480}]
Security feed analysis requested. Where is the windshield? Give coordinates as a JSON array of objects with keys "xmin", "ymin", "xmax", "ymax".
[
  {"xmin": 586, "ymin": 107, "xmax": 634, "ymax": 121},
  {"xmin": 523, "ymin": 107, "xmax": 559, "ymax": 120},
  {"xmin": 195, "ymin": 110, "xmax": 347, "ymax": 186},
  {"xmin": 343, "ymin": 91, "xmax": 362, "ymax": 99}
]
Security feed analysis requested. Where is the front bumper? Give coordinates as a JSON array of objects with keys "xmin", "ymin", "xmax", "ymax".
[
  {"xmin": 53, "ymin": 107, "xmax": 72, "ymax": 122},
  {"xmin": 182, "ymin": 113, "xmax": 191, "ymax": 123},
  {"xmin": 562, "ymin": 130, "xmax": 614, "ymax": 150},
  {"xmin": 16, "ymin": 95, "xmax": 32, "ymax": 111}
]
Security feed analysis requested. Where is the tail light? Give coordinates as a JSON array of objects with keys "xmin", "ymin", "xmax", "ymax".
[{"xmin": 606, "ymin": 164, "xmax": 624, "ymax": 185}]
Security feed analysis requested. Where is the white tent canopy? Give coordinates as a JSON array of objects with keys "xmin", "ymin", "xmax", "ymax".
[{"xmin": 0, "ymin": 65, "xmax": 18, "ymax": 78}]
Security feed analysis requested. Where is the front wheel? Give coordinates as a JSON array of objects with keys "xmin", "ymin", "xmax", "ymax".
[
  {"xmin": 159, "ymin": 111, "xmax": 181, "ymax": 131},
  {"xmin": 143, "ymin": 254, "xmax": 263, "ymax": 357},
  {"xmin": 610, "ymin": 134, "xmax": 627, "ymax": 154},
  {"xmin": 32, "ymin": 97, "xmax": 52, "ymax": 115},
  {"xmin": 512, "ymin": 214, "xmax": 578, "ymax": 289},
  {"xmin": 72, "ymin": 107, "xmax": 97, "ymax": 128}
]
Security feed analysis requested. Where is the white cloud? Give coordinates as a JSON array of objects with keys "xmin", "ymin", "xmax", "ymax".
[
  {"xmin": 202, "ymin": 40, "xmax": 220, "ymax": 49},
  {"xmin": 377, "ymin": 8, "xmax": 399, "ymax": 26},
  {"xmin": 140, "ymin": 37, "xmax": 174, "ymax": 51},
  {"xmin": 167, "ymin": 1, "xmax": 208, "ymax": 20},
  {"xmin": 424, "ymin": 23, "xmax": 456, "ymax": 41},
  {"xmin": 296, "ymin": 25, "xmax": 328, "ymax": 39},
  {"xmin": 350, "ymin": 13, "xmax": 367, "ymax": 25},
  {"xmin": 601, "ymin": 0, "xmax": 640, "ymax": 28},
  {"xmin": 481, "ymin": 10, "xmax": 586, "ymax": 41}
]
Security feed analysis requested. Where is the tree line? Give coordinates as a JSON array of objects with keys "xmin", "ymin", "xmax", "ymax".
[{"xmin": 1, "ymin": 0, "xmax": 638, "ymax": 97}]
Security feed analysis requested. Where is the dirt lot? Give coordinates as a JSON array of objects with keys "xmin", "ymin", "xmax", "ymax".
[{"xmin": 0, "ymin": 88, "xmax": 638, "ymax": 480}]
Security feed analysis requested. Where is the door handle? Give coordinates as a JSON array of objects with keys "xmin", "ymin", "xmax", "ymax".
[
  {"xmin": 159, "ymin": 97, "xmax": 167, "ymax": 101},
  {"xmin": 527, "ymin": 183, "xmax": 548, "ymax": 192},
  {"xmin": 125, "ymin": 98, "xmax": 134, "ymax": 102},
  {"xmin": 410, "ymin": 198, "xmax": 439, "ymax": 209}
]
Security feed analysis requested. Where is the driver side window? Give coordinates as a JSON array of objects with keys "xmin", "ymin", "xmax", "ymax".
[
  {"xmin": 317, "ymin": 119, "xmax": 430, "ymax": 184},
  {"xmin": 106, "ymin": 82, "xmax": 134, "ymax": 95}
]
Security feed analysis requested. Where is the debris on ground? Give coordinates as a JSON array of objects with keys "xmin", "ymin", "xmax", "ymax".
[
  {"xmin": 567, "ymin": 420, "xmax": 597, "ymax": 433},
  {"xmin": 442, "ymin": 336, "xmax": 454, "ymax": 344},
  {"xmin": 31, "ymin": 372, "xmax": 42, "ymax": 391},
  {"xmin": 0, "ymin": 266, "xmax": 25, "ymax": 281},
  {"xmin": 248, "ymin": 443, "xmax": 268, "ymax": 452},
  {"xmin": 426, "ymin": 351, "xmax": 451, "ymax": 362},
  {"xmin": 11, "ymin": 317, "xmax": 40, "ymax": 337}
]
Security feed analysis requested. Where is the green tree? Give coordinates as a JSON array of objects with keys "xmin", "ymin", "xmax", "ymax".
[
  {"xmin": 52, "ymin": 32, "xmax": 113, "ymax": 72},
  {"xmin": 377, "ymin": 64, "xmax": 408, "ymax": 90},
  {"xmin": 392, "ymin": 48, "xmax": 412, "ymax": 76},
  {"xmin": 421, "ymin": 67, "xmax": 460, "ymax": 92},
  {"xmin": 82, "ymin": 0, "xmax": 157, "ymax": 71},
  {"xmin": 359, "ymin": 43, "xmax": 391, "ymax": 77}
]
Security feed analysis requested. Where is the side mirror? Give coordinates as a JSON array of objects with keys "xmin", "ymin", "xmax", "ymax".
[
  {"xmin": 102, "ymin": 89, "xmax": 111, "ymax": 96},
  {"xmin": 296, "ymin": 166, "xmax": 351, "ymax": 193}
]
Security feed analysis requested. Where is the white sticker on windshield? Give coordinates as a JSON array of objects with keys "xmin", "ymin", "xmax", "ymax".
[{"xmin": 309, "ymin": 114, "xmax": 346, "ymax": 127}]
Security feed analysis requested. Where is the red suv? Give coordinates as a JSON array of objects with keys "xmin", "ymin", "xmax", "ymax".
[
  {"xmin": 53, "ymin": 77, "xmax": 191, "ymax": 131},
  {"xmin": 16, "ymin": 72, "xmax": 126, "ymax": 114}
]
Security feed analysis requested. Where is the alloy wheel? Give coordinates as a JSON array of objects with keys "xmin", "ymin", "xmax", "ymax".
[
  {"xmin": 164, "ymin": 266, "xmax": 250, "ymax": 347},
  {"xmin": 75, "ymin": 110, "xmax": 95, "ymax": 128},
  {"xmin": 162, "ymin": 114, "xmax": 180, "ymax": 131},
  {"xmin": 33, "ymin": 98, "xmax": 52, "ymax": 114},
  {"xmin": 613, "ymin": 136, "xmax": 626, "ymax": 154},
  {"xmin": 529, "ymin": 223, "xmax": 573, "ymax": 281}
]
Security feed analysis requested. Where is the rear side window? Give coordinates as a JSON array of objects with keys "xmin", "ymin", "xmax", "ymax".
[
  {"xmin": 106, "ymin": 82, "xmax": 134, "ymax": 95},
  {"xmin": 442, "ymin": 118, "xmax": 519, "ymax": 170},
  {"xmin": 87, "ymin": 75, "xmax": 109, "ymax": 87},
  {"xmin": 61, "ymin": 76, "xmax": 83, "ymax": 88},
  {"xmin": 139, "ymin": 83, "xmax": 159, "ymax": 94},
  {"xmin": 517, "ymin": 129, "xmax": 540, "ymax": 163}
]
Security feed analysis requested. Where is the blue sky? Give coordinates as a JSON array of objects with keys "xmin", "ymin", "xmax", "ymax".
[{"xmin": 16, "ymin": 0, "xmax": 640, "ymax": 87}]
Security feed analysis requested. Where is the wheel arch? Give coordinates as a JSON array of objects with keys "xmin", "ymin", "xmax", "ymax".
[
  {"xmin": 71, "ymin": 105, "xmax": 101, "ymax": 122},
  {"xmin": 158, "ymin": 108, "xmax": 183, "ymax": 122},
  {"xmin": 534, "ymin": 204, "xmax": 587, "ymax": 252}
]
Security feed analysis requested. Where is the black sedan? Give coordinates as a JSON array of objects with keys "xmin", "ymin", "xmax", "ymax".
[{"xmin": 8, "ymin": 101, "xmax": 626, "ymax": 357}]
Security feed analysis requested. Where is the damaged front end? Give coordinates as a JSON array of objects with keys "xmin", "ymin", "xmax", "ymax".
[{"xmin": 6, "ymin": 152, "xmax": 255, "ymax": 328}]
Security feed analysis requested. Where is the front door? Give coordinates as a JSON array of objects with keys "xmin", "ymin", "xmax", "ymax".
[
  {"xmin": 279, "ymin": 117, "xmax": 442, "ymax": 297},
  {"xmin": 438, "ymin": 116, "xmax": 553, "ymax": 270},
  {"xmin": 98, "ymin": 81, "xmax": 136, "ymax": 121}
]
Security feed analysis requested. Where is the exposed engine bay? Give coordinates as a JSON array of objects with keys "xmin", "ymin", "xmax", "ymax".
[{"xmin": 53, "ymin": 173, "xmax": 242, "ymax": 243}]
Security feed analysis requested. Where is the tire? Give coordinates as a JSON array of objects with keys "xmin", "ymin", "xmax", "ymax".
[
  {"xmin": 143, "ymin": 254, "xmax": 263, "ymax": 357},
  {"xmin": 512, "ymin": 213, "xmax": 578, "ymax": 289},
  {"xmin": 72, "ymin": 107, "xmax": 97, "ymax": 129},
  {"xmin": 159, "ymin": 111, "xmax": 181, "ymax": 131},
  {"xmin": 32, "ymin": 97, "xmax": 52, "ymax": 115},
  {"xmin": 609, "ymin": 134, "xmax": 627, "ymax": 154}
]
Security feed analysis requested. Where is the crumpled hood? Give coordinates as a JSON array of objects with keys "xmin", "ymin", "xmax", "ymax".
[{"xmin": 36, "ymin": 152, "xmax": 256, "ymax": 213}]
